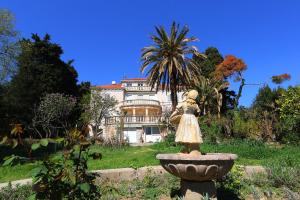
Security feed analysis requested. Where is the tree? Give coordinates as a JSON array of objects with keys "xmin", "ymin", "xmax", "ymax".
[
  {"xmin": 195, "ymin": 77, "xmax": 229, "ymax": 118},
  {"xmin": 193, "ymin": 47, "xmax": 235, "ymax": 114},
  {"xmin": 251, "ymin": 85, "xmax": 284, "ymax": 141},
  {"xmin": 8, "ymin": 34, "xmax": 79, "ymax": 126},
  {"xmin": 140, "ymin": 22, "xmax": 204, "ymax": 110},
  {"xmin": 193, "ymin": 47, "xmax": 223, "ymax": 78},
  {"xmin": 0, "ymin": 9, "xmax": 20, "ymax": 84},
  {"xmin": 80, "ymin": 89, "xmax": 118, "ymax": 138},
  {"xmin": 215, "ymin": 55, "xmax": 247, "ymax": 109},
  {"xmin": 276, "ymin": 86, "xmax": 300, "ymax": 142},
  {"xmin": 272, "ymin": 73, "xmax": 291, "ymax": 84},
  {"xmin": 31, "ymin": 93, "xmax": 77, "ymax": 138}
]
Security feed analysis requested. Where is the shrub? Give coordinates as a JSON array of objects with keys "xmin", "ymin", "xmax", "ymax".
[
  {"xmin": 217, "ymin": 165, "xmax": 248, "ymax": 199},
  {"xmin": 266, "ymin": 157, "xmax": 300, "ymax": 191},
  {"xmin": 0, "ymin": 183, "xmax": 33, "ymax": 200},
  {"xmin": 199, "ymin": 117, "xmax": 222, "ymax": 144},
  {"xmin": 30, "ymin": 129, "xmax": 102, "ymax": 199},
  {"xmin": 163, "ymin": 131, "xmax": 176, "ymax": 146}
]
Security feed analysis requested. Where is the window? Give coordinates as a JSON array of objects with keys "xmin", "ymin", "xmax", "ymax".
[
  {"xmin": 151, "ymin": 127, "xmax": 160, "ymax": 135},
  {"xmin": 145, "ymin": 127, "xmax": 152, "ymax": 135},
  {"xmin": 138, "ymin": 83, "xmax": 143, "ymax": 86},
  {"xmin": 127, "ymin": 83, "xmax": 132, "ymax": 87},
  {"xmin": 144, "ymin": 126, "xmax": 160, "ymax": 135},
  {"xmin": 125, "ymin": 94, "xmax": 132, "ymax": 100}
]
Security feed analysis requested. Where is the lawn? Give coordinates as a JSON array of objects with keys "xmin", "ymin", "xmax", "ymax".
[{"xmin": 0, "ymin": 140, "xmax": 299, "ymax": 183}]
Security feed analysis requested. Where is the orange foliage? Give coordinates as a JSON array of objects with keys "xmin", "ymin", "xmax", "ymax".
[
  {"xmin": 215, "ymin": 55, "xmax": 247, "ymax": 80},
  {"xmin": 271, "ymin": 73, "xmax": 291, "ymax": 84}
]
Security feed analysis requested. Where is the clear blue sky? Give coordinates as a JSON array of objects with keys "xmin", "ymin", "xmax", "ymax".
[{"xmin": 2, "ymin": 0, "xmax": 300, "ymax": 106}]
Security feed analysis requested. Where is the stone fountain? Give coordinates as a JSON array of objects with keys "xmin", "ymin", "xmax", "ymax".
[{"xmin": 156, "ymin": 90, "xmax": 237, "ymax": 200}]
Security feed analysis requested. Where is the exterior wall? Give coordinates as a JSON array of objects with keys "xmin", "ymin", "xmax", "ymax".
[{"xmin": 94, "ymin": 78, "xmax": 185, "ymax": 143}]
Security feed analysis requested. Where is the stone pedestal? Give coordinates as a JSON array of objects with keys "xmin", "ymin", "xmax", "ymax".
[
  {"xmin": 181, "ymin": 180, "xmax": 217, "ymax": 200},
  {"xmin": 156, "ymin": 153, "xmax": 237, "ymax": 200}
]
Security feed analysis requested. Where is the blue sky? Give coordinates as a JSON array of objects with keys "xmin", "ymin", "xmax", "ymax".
[{"xmin": 2, "ymin": 0, "xmax": 300, "ymax": 106}]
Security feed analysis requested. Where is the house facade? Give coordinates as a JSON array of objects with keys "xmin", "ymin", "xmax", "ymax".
[{"xmin": 93, "ymin": 78, "xmax": 184, "ymax": 143}]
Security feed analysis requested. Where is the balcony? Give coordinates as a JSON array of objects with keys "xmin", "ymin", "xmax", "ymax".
[
  {"xmin": 120, "ymin": 99, "xmax": 161, "ymax": 107},
  {"xmin": 125, "ymin": 86, "xmax": 153, "ymax": 91},
  {"xmin": 105, "ymin": 115, "xmax": 165, "ymax": 125}
]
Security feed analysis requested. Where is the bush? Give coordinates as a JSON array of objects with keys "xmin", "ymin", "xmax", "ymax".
[
  {"xmin": 217, "ymin": 165, "xmax": 248, "ymax": 199},
  {"xmin": 266, "ymin": 157, "xmax": 300, "ymax": 191},
  {"xmin": 0, "ymin": 183, "xmax": 33, "ymax": 200},
  {"xmin": 199, "ymin": 117, "xmax": 222, "ymax": 144},
  {"xmin": 163, "ymin": 131, "xmax": 176, "ymax": 146}
]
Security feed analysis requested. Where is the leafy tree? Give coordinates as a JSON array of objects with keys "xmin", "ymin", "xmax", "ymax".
[
  {"xmin": 31, "ymin": 93, "xmax": 77, "ymax": 138},
  {"xmin": 0, "ymin": 9, "xmax": 20, "ymax": 84},
  {"xmin": 215, "ymin": 55, "xmax": 247, "ymax": 109},
  {"xmin": 195, "ymin": 77, "xmax": 229, "ymax": 118},
  {"xmin": 272, "ymin": 73, "xmax": 291, "ymax": 84},
  {"xmin": 251, "ymin": 85, "xmax": 284, "ymax": 141},
  {"xmin": 0, "ymin": 9, "xmax": 19, "ymax": 133},
  {"xmin": 276, "ymin": 86, "xmax": 300, "ymax": 143},
  {"xmin": 8, "ymin": 34, "xmax": 79, "ymax": 127},
  {"xmin": 193, "ymin": 47, "xmax": 235, "ymax": 114},
  {"xmin": 80, "ymin": 88, "xmax": 118, "ymax": 138},
  {"xmin": 140, "ymin": 22, "xmax": 204, "ymax": 110},
  {"xmin": 193, "ymin": 47, "xmax": 223, "ymax": 78}
]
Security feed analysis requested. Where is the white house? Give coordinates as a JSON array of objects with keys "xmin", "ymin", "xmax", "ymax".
[{"xmin": 93, "ymin": 77, "xmax": 184, "ymax": 143}]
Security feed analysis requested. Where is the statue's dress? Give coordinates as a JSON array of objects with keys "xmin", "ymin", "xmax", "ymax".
[{"xmin": 175, "ymin": 102, "xmax": 203, "ymax": 144}]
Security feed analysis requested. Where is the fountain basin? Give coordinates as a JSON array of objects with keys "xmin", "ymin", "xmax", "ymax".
[{"xmin": 156, "ymin": 153, "xmax": 237, "ymax": 182}]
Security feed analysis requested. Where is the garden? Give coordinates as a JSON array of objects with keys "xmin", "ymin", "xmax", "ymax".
[{"xmin": 0, "ymin": 6, "xmax": 300, "ymax": 200}]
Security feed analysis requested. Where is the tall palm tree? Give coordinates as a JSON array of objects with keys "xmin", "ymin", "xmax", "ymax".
[{"xmin": 141, "ymin": 22, "xmax": 204, "ymax": 110}]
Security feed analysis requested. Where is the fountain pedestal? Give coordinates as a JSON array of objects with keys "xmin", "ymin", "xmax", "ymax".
[
  {"xmin": 181, "ymin": 180, "xmax": 216, "ymax": 199},
  {"xmin": 156, "ymin": 153, "xmax": 237, "ymax": 200}
]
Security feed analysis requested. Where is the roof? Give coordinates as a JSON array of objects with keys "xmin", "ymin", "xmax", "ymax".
[
  {"xmin": 122, "ymin": 77, "xmax": 147, "ymax": 81},
  {"xmin": 95, "ymin": 83, "xmax": 123, "ymax": 90},
  {"xmin": 94, "ymin": 78, "xmax": 148, "ymax": 90}
]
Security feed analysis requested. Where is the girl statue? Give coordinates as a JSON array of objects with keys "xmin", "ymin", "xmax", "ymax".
[{"xmin": 169, "ymin": 90, "xmax": 202, "ymax": 156}]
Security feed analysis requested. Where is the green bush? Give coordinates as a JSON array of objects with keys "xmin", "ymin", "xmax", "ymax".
[
  {"xmin": 0, "ymin": 183, "xmax": 33, "ymax": 200},
  {"xmin": 217, "ymin": 165, "xmax": 248, "ymax": 199},
  {"xmin": 199, "ymin": 117, "xmax": 222, "ymax": 144},
  {"xmin": 266, "ymin": 157, "xmax": 300, "ymax": 191}
]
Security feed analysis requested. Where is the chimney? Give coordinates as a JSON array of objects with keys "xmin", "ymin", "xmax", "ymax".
[{"xmin": 112, "ymin": 81, "xmax": 116, "ymax": 85}]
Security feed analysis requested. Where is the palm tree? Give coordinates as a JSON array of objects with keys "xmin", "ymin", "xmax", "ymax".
[
  {"xmin": 196, "ymin": 77, "xmax": 229, "ymax": 118},
  {"xmin": 141, "ymin": 22, "xmax": 204, "ymax": 110}
]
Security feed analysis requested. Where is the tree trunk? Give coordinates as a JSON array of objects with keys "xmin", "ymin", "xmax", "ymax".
[
  {"xmin": 170, "ymin": 89, "xmax": 178, "ymax": 111},
  {"xmin": 234, "ymin": 78, "xmax": 245, "ymax": 109}
]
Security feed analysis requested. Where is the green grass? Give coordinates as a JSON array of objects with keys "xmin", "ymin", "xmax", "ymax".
[{"xmin": 0, "ymin": 140, "xmax": 299, "ymax": 183}]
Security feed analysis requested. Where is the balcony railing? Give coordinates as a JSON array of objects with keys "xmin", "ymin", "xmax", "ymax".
[
  {"xmin": 105, "ymin": 115, "xmax": 165, "ymax": 125},
  {"xmin": 120, "ymin": 99, "xmax": 160, "ymax": 107},
  {"xmin": 125, "ymin": 86, "xmax": 153, "ymax": 91}
]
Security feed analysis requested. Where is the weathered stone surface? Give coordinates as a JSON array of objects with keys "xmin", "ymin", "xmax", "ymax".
[
  {"xmin": 244, "ymin": 165, "xmax": 267, "ymax": 176},
  {"xmin": 0, "ymin": 165, "xmax": 268, "ymax": 189},
  {"xmin": 92, "ymin": 168, "xmax": 136, "ymax": 182},
  {"xmin": 157, "ymin": 153, "xmax": 237, "ymax": 181},
  {"xmin": 136, "ymin": 166, "xmax": 166, "ymax": 180},
  {"xmin": 181, "ymin": 180, "xmax": 217, "ymax": 200},
  {"xmin": 0, "ymin": 178, "xmax": 32, "ymax": 189}
]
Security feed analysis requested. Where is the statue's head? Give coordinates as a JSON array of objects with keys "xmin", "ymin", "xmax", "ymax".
[{"xmin": 187, "ymin": 90, "xmax": 198, "ymax": 100}]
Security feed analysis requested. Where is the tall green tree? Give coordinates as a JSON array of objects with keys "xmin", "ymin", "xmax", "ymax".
[
  {"xmin": 0, "ymin": 9, "xmax": 20, "ymax": 133},
  {"xmin": 193, "ymin": 47, "xmax": 223, "ymax": 78},
  {"xmin": 140, "ymin": 22, "xmax": 204, "ymax": 110},
  {"xmin": 0, "ymin": 9, "xmax": 19, "ymax": 83},
  {"xmin": 8, "ymin": 34, "xmax": 79, "ymax": 126},
  {"xmin": 193, "ymin": 47, "xmax": 235, "ymax": 114}
]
